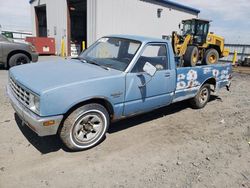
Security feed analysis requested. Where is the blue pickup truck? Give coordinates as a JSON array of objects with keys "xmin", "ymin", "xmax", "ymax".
[{"xmin": 7, "ymin": 35, "xmax": 232, "ymax": 150}]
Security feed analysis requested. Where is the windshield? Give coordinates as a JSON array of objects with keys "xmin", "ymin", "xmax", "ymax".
[
  {"xmin": 182, "ymin": 21, "xmax": 194, "ymax": 36},
  {"xmin": 79, "ymin": 37, "xmax": 141, "ymax": 71},
  {"xmin": 0, "ymin": 34, "xmax": 10, "ymax": 42}
]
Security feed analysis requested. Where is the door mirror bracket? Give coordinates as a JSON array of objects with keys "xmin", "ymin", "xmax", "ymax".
[
  {"xmin": 143, "ymin": 62, "xmax": 157, "ymax": 77},
  {"xmin": 138, "ymin": 62, "xmax": 157, "ymax": 88}
]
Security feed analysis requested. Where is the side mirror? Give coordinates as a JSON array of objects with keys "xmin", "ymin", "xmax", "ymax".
[
  {"xmin": 143, "ymin": 62, "xmax": 157, "ymax": 77},
  {"xmin": 178, "ymin": 23, "xmax": 181, "ymax": 29}
]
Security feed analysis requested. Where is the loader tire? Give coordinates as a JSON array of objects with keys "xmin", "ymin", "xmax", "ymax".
[
  {"xmin": 203, "ymin": 49, "xmax": 219, "ymax": 65},
  {"xmin": 183, "ymin": 46, "xmax": 199, "ymax": 67}
]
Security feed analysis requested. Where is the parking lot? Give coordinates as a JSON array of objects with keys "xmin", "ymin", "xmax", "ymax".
[{"xmin": 0, "ymin": 58, "xmax": 250, "ymax": 188}]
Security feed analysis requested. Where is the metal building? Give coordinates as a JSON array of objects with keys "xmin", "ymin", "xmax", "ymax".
[
  {"xmin": 29, "ymin": 0, "xmax": 200, "ymax": 56},
  {"xmin": 220, "ymin": 44, "xmax": 250, "ymax": 63}
]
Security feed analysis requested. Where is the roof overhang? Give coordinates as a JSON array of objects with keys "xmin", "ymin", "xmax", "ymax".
[
  {"xmin": 29, "ymin": 0, "xmax": 200, "ymax": 15},
  {"xmin": 152, "ymin": 0, "xmax": 200, "ymax": 14},
  {"xmin": 182, "ymin": 18, "xmax": 211, "ymax": 23}
]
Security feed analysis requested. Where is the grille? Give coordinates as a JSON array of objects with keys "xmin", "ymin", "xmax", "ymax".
[{"xmin": 9, "ymin": 77, "xmax": 30, "ymax": 107}]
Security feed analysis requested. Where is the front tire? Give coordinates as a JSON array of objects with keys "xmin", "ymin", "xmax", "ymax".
[
  {"xmin": 190, "ymin": 84, "xmax": 211, "ymax": 109},
  {"xmin": 184, "ymin": 46, "xmax": 199, "ymax": 67},
  {"xmin": 60, "ymin": 103, "xmax": 110, "ymax": 151},
  {"xmin": 9, "ymin": 53, "xmax": 30, "ymax": 68}
]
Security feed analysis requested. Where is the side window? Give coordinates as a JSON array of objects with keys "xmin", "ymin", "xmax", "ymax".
[
  {"xmin": 132, "ymin": 44, "xmax": 168, "ymax": 73},
  {"xmin": 196, "ymin": 23, "xmax": 204, "ymax": 35},
  {"xmin": 204, "ymin": 23, "xmax": 209, "ymax": 35}
]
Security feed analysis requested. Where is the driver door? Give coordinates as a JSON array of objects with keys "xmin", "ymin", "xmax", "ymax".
[{"xmin": 123, "ymin": 43, "xmax": 175, "ymax": 116}]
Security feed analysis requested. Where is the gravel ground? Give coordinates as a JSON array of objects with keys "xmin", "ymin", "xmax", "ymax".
[{"xmin": 0, "ymin": 63, "xmax": 250, "ymax": 188}]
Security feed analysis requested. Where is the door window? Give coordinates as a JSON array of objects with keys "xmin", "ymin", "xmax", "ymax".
[{"xmin": 132, "ymin": 44, "xmax": 168, "ymax": 72}]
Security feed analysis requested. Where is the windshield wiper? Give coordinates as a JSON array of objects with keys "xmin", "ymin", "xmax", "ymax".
[
  {"xmin": 72, "ymin": 56, "xmax": 87, "ymax": 63},
  {"xmin": 72, "ymin": 57, "xmax": 109, "ymax": 70},
  {"xmin": 86, "ymin": 60, "xmax": 109, "ymax": 70}
]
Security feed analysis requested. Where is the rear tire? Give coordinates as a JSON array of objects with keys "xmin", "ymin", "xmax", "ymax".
[
  {"xmin": 60, "ymin": 103, "xmax": 110, "ymax": 151},
  {"xmin": 203, "ymin": 49, "xmax": 219, "ymax": 65},
  {"xmin": 184, "ymin": 46, "xmax": 199, "ymax": 67},
  {"xmin": 9, "ymin": 53, "xmax": 30, "ymax": 68},
  {"xmin": 190, "ymin": 84, "xmax": 211, "ymax": 109}
]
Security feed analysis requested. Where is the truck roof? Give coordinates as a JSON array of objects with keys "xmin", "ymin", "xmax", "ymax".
[{"xmin": 105, "ymin": 34, "xmax": 169, "ymax": 44}]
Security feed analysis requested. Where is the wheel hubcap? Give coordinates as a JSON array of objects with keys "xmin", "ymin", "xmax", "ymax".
[
  {"xmin": 199, "ymin": 88, "xmax": 208, "ymax": 104},
  {"xmin": 72, "ymin": 112, "xmax": 104, "ymax": 144},
  {"xmin": 209, "ymin": 54, "xmax": 216, "ymax": 64},
  {"xmin": 16, "ymin": 57, "xmax": 28, "ymax": 65},
  {"xmin": 192, "ymin": 52, "xmax": 198, "ymax": 63}
]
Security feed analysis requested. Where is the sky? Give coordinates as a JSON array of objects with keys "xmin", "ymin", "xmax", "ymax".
[
  {"xmin": 0, "ymin": 0, "xmax": 30, "ymax": 32},
  {"xmin": 173, "ymin": 0, "xmax": 250, "ymax": 44},
  {"xmin": 0, "ymin": 0, "xmax": 249, "ymax": 44}
]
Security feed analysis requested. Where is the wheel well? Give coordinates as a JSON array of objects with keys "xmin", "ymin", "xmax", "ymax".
[
  {"xmin": 7, "ymin": 50, "xmax": 32, "ymax": 67},
  {"xmin": 64, "ymin": 98, "xmax": 114, "ymax": 120},
  {"xmin": 203, "ymin": 78, "xmax": 216, "ymax": 91}
]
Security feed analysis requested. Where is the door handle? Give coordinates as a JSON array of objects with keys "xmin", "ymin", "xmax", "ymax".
[{"xmin": 165, "ymin": 73, "xmax": 170, "ymax": 77}]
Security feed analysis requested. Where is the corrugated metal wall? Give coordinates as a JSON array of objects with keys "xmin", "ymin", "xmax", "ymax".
[
  {"xmin": 220, "ymin": 44, "xmax": 250, "ymax": 63},
  {"xmin": 30, "ymin": 0, "xmax": 198, "ymax": 56},
  {"xmin": 30, "ymin": 0, "xmax": 68, "ymax": 55},
  {"xmin": 95, "ymin": 0, "xmax": 197, "ymax": 41},
  {"xmin": 87, "ymin": 0, "xmax": 97, "ymax": 46}
]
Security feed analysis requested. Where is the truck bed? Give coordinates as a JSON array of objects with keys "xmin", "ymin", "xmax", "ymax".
[{"xmin": 173, "ymin": 63, "xmax": 232, "ymax": 102}]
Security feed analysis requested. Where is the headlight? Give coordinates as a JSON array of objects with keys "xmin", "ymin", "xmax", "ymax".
[
  {"xmin": 30, "ymin": 94, "xmax": 40, "ymax": 114},
  {"xmin": 29, "ymin": 45, "xmax": 36, "ymax": 52},
  {"xmin": 34, "ymin": 95, "xmax": 40, "ymax": 111}
]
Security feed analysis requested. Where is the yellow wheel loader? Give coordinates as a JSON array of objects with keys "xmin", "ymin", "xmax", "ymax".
[{"xmin": 172, "ymin": 18, "xmax": 229, "ymax": 67}]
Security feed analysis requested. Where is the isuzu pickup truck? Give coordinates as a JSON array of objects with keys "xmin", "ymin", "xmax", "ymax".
[{"xmin": 7, "ymin": 35, "xmax": 232, "ymax": 150}]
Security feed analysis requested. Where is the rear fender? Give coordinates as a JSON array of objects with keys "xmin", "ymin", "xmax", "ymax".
[{"xmin": 200, "ymin": 77, "xmax": 216, "ymax": 92}]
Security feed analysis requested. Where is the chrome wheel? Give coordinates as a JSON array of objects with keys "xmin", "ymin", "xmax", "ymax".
[
  {"xmin": 199, "ymin": 87, "xmax": 209, "ymax": 104},
  {"xmin": 60, "ymin": 104, "xmax": 110, "ymax": 150},
  {"xmin": 70, "ymin": 110, "xmax": 107, "ymax": 147},
  {"xmin": 190, "ymin": 84, "xmax": 210, "ymax": 109}
]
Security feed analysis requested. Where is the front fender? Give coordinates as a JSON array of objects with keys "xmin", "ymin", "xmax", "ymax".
[
  {"xmin": 39, "ymin": 76, "xmax": 125, "ymax": 117},
  {"xmin": 64, "ymin": 95, "xmax": 115, "ymax": 115}
]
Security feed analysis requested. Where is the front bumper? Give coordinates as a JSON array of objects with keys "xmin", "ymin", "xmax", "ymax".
[
  {"xmin": 31, "ymin": 52, "xmax": 39, "ymax": 62},
  {"xmin": 7, "ymin": 85, "xmax": 63, "ymax": 136}
]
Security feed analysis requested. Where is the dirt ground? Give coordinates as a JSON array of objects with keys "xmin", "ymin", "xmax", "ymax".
[{"xmin": 0, "ymin": 65, "xmax": 250, "ymax": 188}]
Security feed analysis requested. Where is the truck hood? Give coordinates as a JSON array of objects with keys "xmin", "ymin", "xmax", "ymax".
[{"xmin": 9, "ymin": 59, "xmax": 122, "ymax": 95}]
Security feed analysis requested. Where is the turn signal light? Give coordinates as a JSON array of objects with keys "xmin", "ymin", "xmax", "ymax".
[{"xmin": 43, "ymin": 120, "xmax": 55, "ymax": 126}]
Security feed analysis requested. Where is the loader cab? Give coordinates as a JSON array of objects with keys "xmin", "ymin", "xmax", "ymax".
[{"xmin": 182, "ymin": 19, "xmax": 210, "ymax": 45}]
